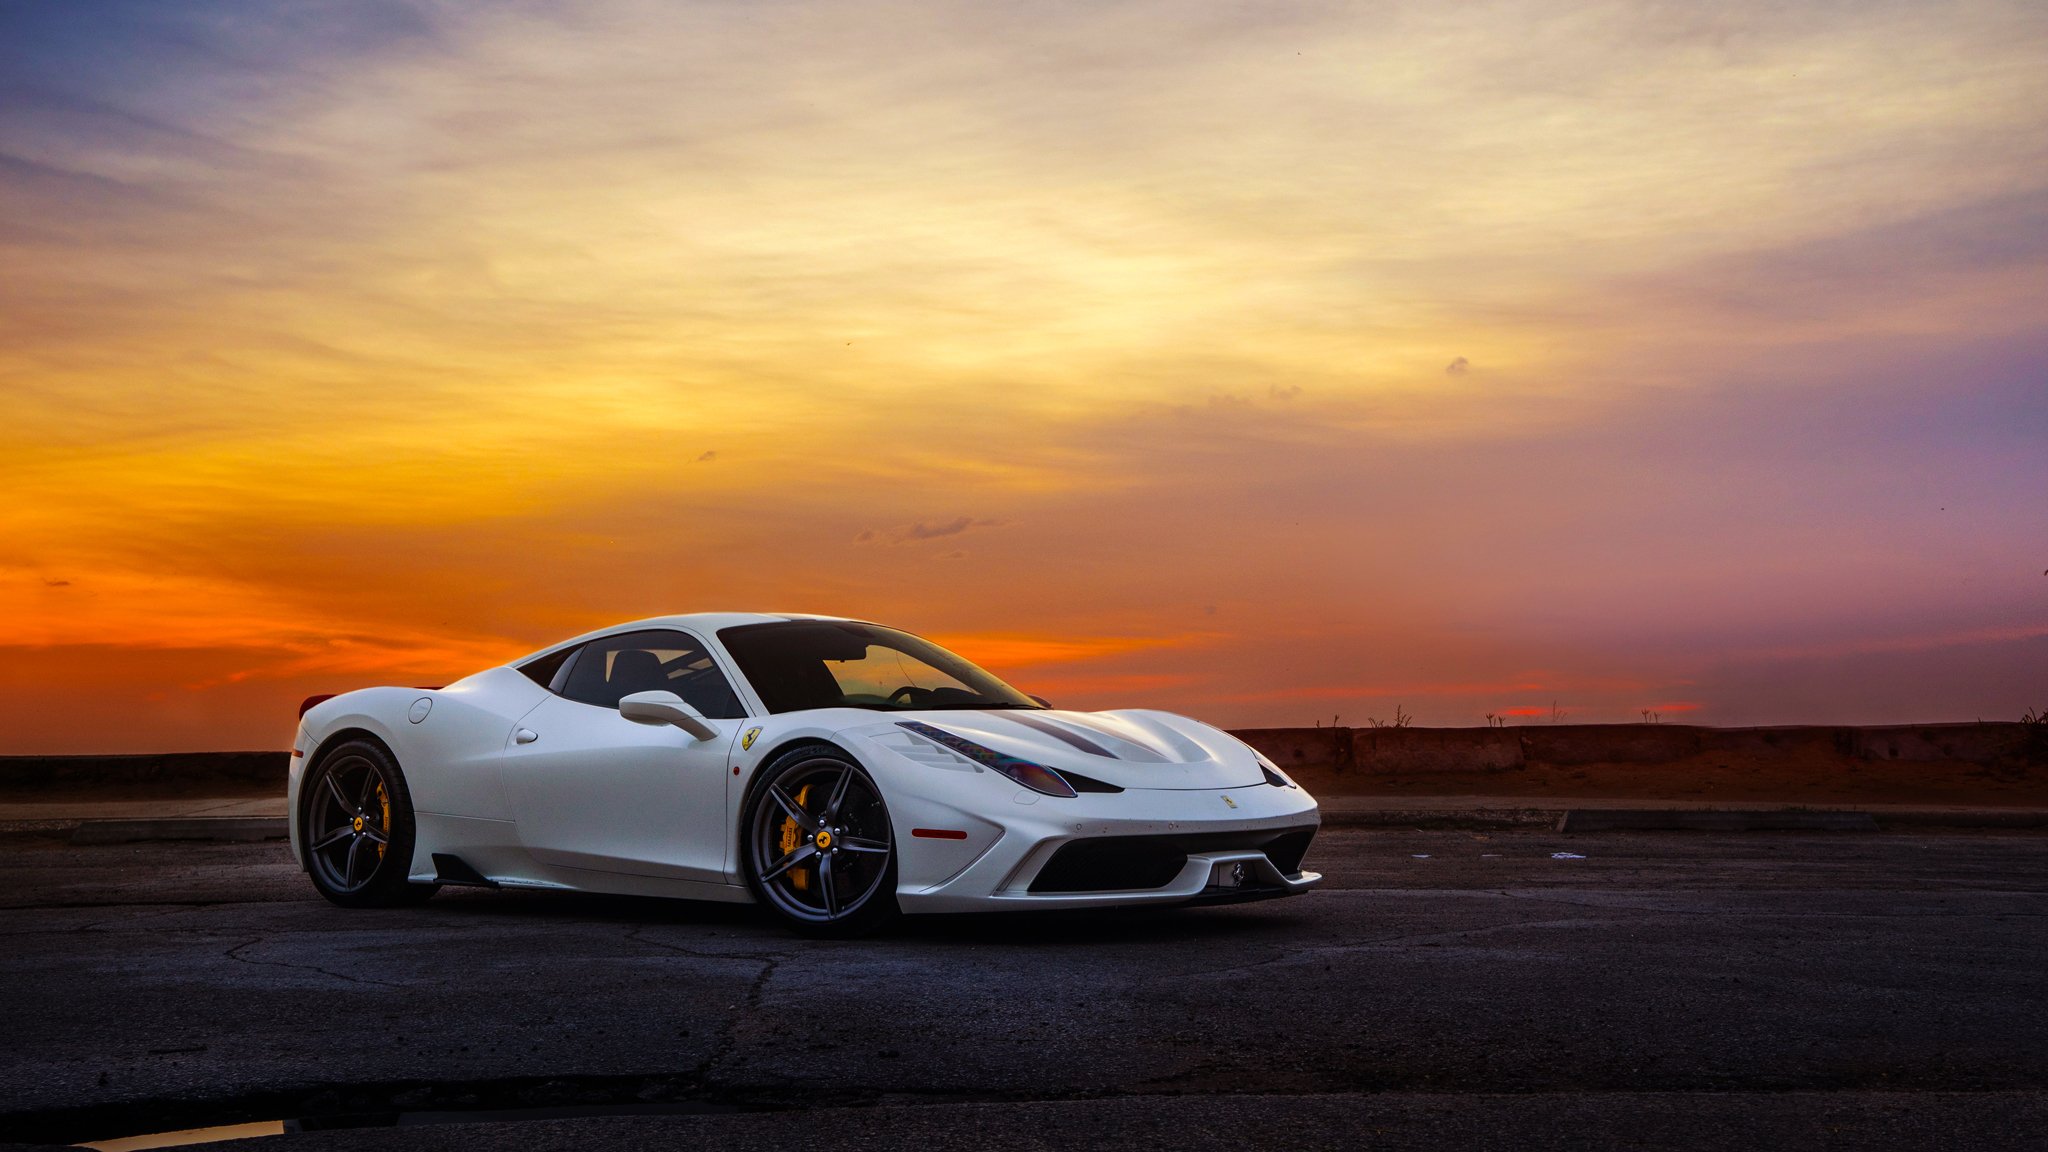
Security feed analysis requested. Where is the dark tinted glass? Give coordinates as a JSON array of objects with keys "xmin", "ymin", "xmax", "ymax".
[
  {"xmin": 556, "ymin": 629, "xmax": 745, "ymax": 718},
  {"xmin": 718, "ymin": 620, "xmax": 1040, "ymax": 715},
  {"xmin": 516, "ymin": 646, "xmax": 576, "ymax": 688}
]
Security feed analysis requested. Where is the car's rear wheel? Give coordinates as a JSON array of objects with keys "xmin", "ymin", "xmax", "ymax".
[
  {"xmin": 744, "ymin": 745, "xmax": 898, "ymax": 937},
  {"xmin": 302, "ymin": 739, "xmax": 436, "ymax": 908}
]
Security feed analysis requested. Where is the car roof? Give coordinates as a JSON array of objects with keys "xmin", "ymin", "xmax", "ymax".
[{"xmin": 504, "ymin": 612, "xmax": 857, "ymax": 668}]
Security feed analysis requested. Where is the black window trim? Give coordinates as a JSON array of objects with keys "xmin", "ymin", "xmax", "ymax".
[
  {"xmin": 515, "ymin": 644, "xmax": 577, "ymax": 690},
  {"xmin": 547, "ymin": 645, "xmax": 584, "ymax": 695}
]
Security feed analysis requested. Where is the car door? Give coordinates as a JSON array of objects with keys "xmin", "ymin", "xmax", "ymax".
[{"xmin": 498, "ymin": 628, "xmax": 748, "ymax": 883}]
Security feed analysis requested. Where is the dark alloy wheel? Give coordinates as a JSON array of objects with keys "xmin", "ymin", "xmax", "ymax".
[
  {"xmin": 302, "ymin": 739, "xmax": 436, "ymax": 908},
  {"xmin": 744, "ymin": 744, "xmax": 899, "ymax": 937}
]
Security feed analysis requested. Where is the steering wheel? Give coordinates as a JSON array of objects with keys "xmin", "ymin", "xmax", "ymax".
[{"xmin": 887, "ymin": 685, "xmax": 933, "ymax": 707}]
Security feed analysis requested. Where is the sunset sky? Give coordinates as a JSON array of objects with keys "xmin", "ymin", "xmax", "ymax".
[{"xmin": 3, "ymin": 1, "xmax": 2045, "ymax": 753}]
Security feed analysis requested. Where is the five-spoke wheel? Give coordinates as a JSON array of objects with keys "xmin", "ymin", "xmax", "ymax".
[
  {"xmin": 301, "ymin": 739, "xmax": 435, "ymax": 907},
  {"xmin": 745, "ymin": 745, "xmax": 898, "ymax": 936}
]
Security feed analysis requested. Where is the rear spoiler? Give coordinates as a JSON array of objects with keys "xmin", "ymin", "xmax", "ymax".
[{"xmin": 298, "ymin": 687, "xmax": 443, "ymax": 718}]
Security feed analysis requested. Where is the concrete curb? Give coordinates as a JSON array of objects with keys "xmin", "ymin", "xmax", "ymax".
[
  {"xmin": 1322, "ymin": 808, "xmax": 1564, "ymax": 829},
  {"xmin": 1866, "ymin": 809, "xmax": 2048, "ymax": 829},
  {"xmin": 1321, "ymin": 805, "xmax": 2048, "ymax": 832},
  {"xmin": 0, "ymin": 819, "xmax": 84, "ymax": 837},
  {"xmin": 68, "ymin": 817, "xmax": 289, "ymax": 845},
  {"xmin": 1556, "ymin": 809, "xmax": 1878, "ymax": 832}
]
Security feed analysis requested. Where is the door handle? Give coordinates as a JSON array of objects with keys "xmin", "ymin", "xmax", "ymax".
[{"xmin": 515, "ymin": 728, "xmax": 539, "ymax": 745}]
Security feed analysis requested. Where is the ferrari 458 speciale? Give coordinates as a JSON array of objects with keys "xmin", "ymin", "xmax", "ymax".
[{"xmin": 291, "ymin": 614, "xmax": 1320, "ymax": 935}]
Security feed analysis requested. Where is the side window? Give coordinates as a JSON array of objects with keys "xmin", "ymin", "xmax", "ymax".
[
  {"xmin": 517, "ymin": 646, "xmax": 577, "ymax": 688},
  {"xmin": 555, "ymin": 630, "xmax": 745, "ymax": 719}
]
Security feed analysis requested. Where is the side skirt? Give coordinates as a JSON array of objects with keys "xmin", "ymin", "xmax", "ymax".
[{"xmin": 431, "ymin": 853, "xmax": 499, "ymax": 888}]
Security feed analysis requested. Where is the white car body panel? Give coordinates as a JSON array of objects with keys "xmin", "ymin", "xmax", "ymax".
[
  {"xmin": 290, "ymin": 613, "xmax": 1320, "ymax": 914},
  {"xmin": 499, "ymin": 693, "xmax": 738, "ymax": 883}
]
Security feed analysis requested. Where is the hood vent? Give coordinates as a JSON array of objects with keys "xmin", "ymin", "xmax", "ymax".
[{"xmin": 1001, "ymin": 712, "xmax": 1121, "ymax": 758}]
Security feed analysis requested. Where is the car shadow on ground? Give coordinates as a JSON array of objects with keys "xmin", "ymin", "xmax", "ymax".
[{"xmin": 421, "ymin": 885, "xmax": 1313, "ymax": 946}]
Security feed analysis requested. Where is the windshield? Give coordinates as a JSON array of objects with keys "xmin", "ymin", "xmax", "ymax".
[{"xmin": 718, "ymin": 620, "xmax": 1043, "ymax": 714}]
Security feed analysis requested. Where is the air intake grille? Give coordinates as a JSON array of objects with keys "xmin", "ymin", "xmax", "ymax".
[
  {"xmin": 1027, "ymin": 825, "xmax": 1318, "ymax": 893},
  {"xmin": 876, "ymin": 732, "xmax": 974, "ymax": 771}
]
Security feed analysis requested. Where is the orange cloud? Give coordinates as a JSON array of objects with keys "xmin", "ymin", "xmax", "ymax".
[
  {"xmin": 931, "ymin": 632, "xmax": 1217, "ymax": 670},
  {"xmin": 2, "ymin": 1, "xmax": 2044, "ymax": 750},
  {"xmin": 1016, "ymin": 672, "xmax": 1206, "ymax": 699}
]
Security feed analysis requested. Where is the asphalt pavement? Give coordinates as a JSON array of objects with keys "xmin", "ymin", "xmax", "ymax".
[{"xmin": 2, "ymin": 827, "xmax": 2044, "ymax": 1149}]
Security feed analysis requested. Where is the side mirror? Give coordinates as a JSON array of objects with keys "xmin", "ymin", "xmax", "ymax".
[
  {"xmin": 1028, "ymin": 695, "xmax": 1052, "ymax": 709},
  {"xmin": 619, "ymin": 690, "xmax": 719, "ymax": 741}
]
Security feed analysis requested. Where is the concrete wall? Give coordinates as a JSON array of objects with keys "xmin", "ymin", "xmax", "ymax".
[
  {"xmin": 0, "ymin": 751, "xmax": 287, "ymax": 792},
  {"xmin": 1237, "ymin": 722, "xmax": 2042, "ymax": 775}
]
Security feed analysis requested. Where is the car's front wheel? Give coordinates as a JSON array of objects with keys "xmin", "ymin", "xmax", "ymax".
[
  {"xmin": 301, "ymin": 739, "xmax": 437, "ymax": 908},
  {"xmin": 743, "ymin": 744, "xmax": 899, "ymax": 937}
]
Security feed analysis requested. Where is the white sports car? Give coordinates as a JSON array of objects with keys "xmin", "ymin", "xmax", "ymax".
[{"xmin": 290, "ymin": 614, "xmax": 1320, "ymax": 935}]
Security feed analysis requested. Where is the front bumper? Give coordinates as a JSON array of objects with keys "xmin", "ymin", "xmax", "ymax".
[{"xmin": 892, "ymin": 781, "xmax": 1322, "ymax": 914}]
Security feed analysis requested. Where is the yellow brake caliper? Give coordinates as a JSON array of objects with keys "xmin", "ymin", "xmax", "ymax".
[
  {"xmin": 375, "ymin": 780, "xmax": 390, "ymax": 861},
  {"xmin": 778, "ymin": 784, "xmax": 812, "ymax": 891}
]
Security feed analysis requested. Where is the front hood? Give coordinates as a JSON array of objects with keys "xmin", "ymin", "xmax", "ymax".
[{"xmin": 861, "ymin": 708, "xmax": 1268, "ymax": 791}]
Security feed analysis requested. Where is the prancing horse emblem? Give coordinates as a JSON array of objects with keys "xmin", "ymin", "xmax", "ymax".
[
  {"xmin": 741, "ymin": 726, "xmax": 762, "ymax": 751},
  {"xmin": 1220, "ymin": 794, "xmax": 1237, "ymax": 809}
]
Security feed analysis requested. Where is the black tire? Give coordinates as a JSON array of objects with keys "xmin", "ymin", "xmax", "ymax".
[
  {"xmin": 742, "ymin": 743, "xmax": 900, "ymax": 938},
  {"xmin": 301, "ymin": 738, "xmax": 437, "ymax": 908}
]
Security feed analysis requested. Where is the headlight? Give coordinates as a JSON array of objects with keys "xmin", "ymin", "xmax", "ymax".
[
  {"xmin": 897, "ymin": 721, "xmax": 1077, "ymax": 798},
  {"xmin": 1252, "ymin": 748, "xmax": 1298, "ymax": 789}
]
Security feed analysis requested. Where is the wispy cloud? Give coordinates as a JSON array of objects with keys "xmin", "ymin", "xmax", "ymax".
[{"xmin": 857, "ymin": 517, "xmax": 1004, "ymax": 545}]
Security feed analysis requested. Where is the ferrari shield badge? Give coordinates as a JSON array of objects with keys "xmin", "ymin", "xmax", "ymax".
[
  {"xmin": 742, "ymin": 726, "xmax": 762, "ymax": 751},
  {"xmin": 1221, "ymin": 794, "xmax": 1237, "ymax": 809}
]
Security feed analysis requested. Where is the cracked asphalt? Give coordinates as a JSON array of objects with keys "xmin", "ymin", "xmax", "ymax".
[{"xmin": 2, "ymin": 827, "xmax": 2046, "ymax": 1149}]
